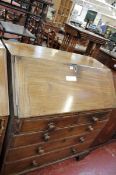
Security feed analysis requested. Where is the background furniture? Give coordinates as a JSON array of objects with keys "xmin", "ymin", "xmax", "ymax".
[
  {"xmin": 53, "ymin": 0, "xmax": 73, "ymax": 27},
  {"xmin": 0, "ymin": 0, "xmax": 53, "ymax": 43},
  {"xmin": 0, "ymin": 40, "xmax": 116, "ymax": 175},
  {"xmin": 0, "ymin": 21, "xmax": 35, "ymax": 43},
  {"xmin": 65, "ymin": 23, "xmax": 108, "ymax": 57},
  {"xmin": 95, "ymin": 47, "xmax": 116, "ymax": 70}
]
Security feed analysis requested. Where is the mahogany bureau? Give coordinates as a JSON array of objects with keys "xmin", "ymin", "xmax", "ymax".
[
  {"xmin": 0, "ymin": 45, "xmax": 9, "ymax": 155},
  {"xmin": 0, "ymin": 40, "xmax": 116, "ymax": 175}
]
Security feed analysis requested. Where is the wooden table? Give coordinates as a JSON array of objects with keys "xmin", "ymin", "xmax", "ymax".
[
  {"xmin": 65, "ymin": 23, "xmax": 108, "ymax": 57},
  {"xmin": 0, "ymin": 21, "xmax": 36, "ymax": 41}
]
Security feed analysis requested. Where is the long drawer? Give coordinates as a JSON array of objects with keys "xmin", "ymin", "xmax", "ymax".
[
  {"xmin": 3, "ymin": 141, "xmax": 93, "ymax": 175},
  {"xmin": 10, "ymin": 120, "xmax": 108, "ymax": 147},
  {"xmin": 6, "ymin": 130, "xmax": 100, "ymax": 162},
  {"xmin": 14, "ymin": 111, "xmax": 110, "ymax": 133}
]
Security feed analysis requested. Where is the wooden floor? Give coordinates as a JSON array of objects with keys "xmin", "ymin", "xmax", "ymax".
[{"xmin": 27, "ymin": 142, "xmax": 116, "ymax": 175}]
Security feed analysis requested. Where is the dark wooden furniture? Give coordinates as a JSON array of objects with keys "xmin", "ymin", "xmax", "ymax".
[
  {"xmin": 0, "ymin": 42, "xmax": 9, "ymax": 155},
  {"xmin": 95, "ymin": 47, "xmax": 116, "ymax": 71},
  {"xmin": 0, "ymin": 40, "xmax": 116, "ymax": 175},
  {"xmin": 64, "ymin": 23, "xmax": 108, "ymax": 56},
  {"xmin": 0, "ymin": 21, "xmax": 36, "ymax": 42},
  {"xmin": 0, "ymin": 0, "xmax": 53, "ymax": 43}
]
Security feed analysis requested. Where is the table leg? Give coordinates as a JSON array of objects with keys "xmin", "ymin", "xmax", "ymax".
[
  {"xmin": 91, "ymin": 43, "xmax": 101, "ymax": 58},
  {"xmin": 85, "ymin": 41, "xmax": 95, "ymax": 56}
]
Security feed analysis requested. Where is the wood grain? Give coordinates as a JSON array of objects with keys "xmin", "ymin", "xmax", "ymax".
[
  {"xmin": 13, "ymin": 57, "xmax": 116, "ymax": 117},
  {"xmin": 0, "ymin": 47, "xmax": 9, "ymax": 116},
  {"xmin": 4, "ymin": 40, "xmax": 107, "ymax": 69}
]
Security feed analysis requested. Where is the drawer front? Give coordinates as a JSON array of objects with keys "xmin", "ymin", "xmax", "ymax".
[
  {"xmin": 78, "ymin": 111, "xmax": 110, "ymax": 124},
  {"xmin": 11, "ymin": 120, "xmax": 107, "ymax": 147},
  {"xmin": 15, "ymin": 113, "xmax": 79, "ymax": 133},
  {"xmin": 6, "ymin": 130, "xmax": 100, "ymax": 162},
  {"xmin": 14, "ymin": 111, "xmax": 110, "ymax": 133},
  {"xmin": 4, "ymin": 141, "xmax": 92, "ymax": 175}
]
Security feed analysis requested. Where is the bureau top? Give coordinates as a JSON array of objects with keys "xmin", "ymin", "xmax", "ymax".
[
  {"xmin": 13, "ymin": 55, "xmax": 116, "ymax": 118},
  {"xmin": 0, "ymin": 40, "xmax": 116, "ymax": 118},
  {"xmin": 4, "ymin": 40, "xmax": 106, "ymax": 69}
]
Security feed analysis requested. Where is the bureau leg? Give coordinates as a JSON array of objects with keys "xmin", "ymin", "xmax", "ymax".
[{"xmin": 75, "ymin": 150, "xmax": 90, "ymax": 161}]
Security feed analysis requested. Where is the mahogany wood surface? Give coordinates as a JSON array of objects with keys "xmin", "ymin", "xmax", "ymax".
[
  {"xmin": 0, "ymin": 45, "xmax": 9, "ymax": 117},
  {"xmin": 4, "ymin": 40, "xmax": 107, "ymax": 68},
  {"xmin": 6, "ymin": 130, "xmax": 100, "ymax": 162},
  {"xmin": 0, "ymin": 41, "xmax": 116, "ymax": 175}
]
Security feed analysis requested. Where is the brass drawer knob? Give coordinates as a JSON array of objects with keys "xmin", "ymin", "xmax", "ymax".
[
  {"xmin": 79, "ymin": 137, "xmax": 85, "ymax": 143},
  {"xmin": 32, "ymin": 160, "xmax": 38, "ymax": 167},
  {"xmin": 88, "ymin": 125, "xmax": 94, "ymax": 132},
  {"xmin": 48, "ymin": 122, "xmax": 55, "ymax": 130},
  {"xmin": 92, "ymin": 117, "xmax": 98, "ymax": 122},
  {"xmin": 43, "ymin": 133, "xmax": 50, "ymax": 141},
  {"xmin": 71, "ymin": 148, "xmax": 77, "ymax": 154},
  {"xmin": 37, "ymin": 147, "xmax": 44, "ymax": 154}
]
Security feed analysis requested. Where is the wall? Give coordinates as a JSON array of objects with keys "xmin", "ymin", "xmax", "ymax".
[{"xmin": 70, "ymin": 0, "xmax": 116, "ymax": 26}]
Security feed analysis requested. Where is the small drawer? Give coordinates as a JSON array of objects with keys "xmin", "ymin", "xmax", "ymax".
[
  {"xmin": 6, "ymin": 130, "xmax": 100, "ymax": 162},
  {"xmin": 78, "ymin": 111, "xmax": 110, "ymax": 124},
  {"xmin": 10, "ymin": 120, "xmax": 107, "ymax": 148},
  {"xmin": 4, "ymin": 141, "xmax": 93, "ymax": 175},
  {"xmin": 14, "ymin": 113, "xmax": 79, "ymax": 133}
]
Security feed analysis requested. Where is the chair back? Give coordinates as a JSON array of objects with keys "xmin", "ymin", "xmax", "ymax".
[{"xmin": 60, "ymin": 24, "xmax": 81, "ymax": 52}]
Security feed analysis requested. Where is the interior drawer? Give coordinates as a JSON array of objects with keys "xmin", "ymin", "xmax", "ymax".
[
  {"xmin": 10, "ymin": 120, "xmax": 107, "ymax": 148},
  {"xmin": 4, "ymin": 141, "xmax": 93, "ymax": 175},
  {"xmin": 6, "ymin": 130, "xmax": 100, "ymax": 162}
]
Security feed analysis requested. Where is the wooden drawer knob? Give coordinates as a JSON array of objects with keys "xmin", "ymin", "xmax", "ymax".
[
  {"xmin": 88, "ymin": 125, "xmax": 94, "ymax": 132},
  {"xmin": 71, "ymin": 148, "xmax": 77, "ymax": 154},
  {"xmin": 79, "ymin": 137, "xmax": 85, "ymax": 143},
  {"xmin": 43, "ymin": 133, "xmax": 50, "ymax": 141},
  {"xmin": 48, "ymin": 122, "xmax": 55, "ymax": 130},
  {"xmin": 92, "ymin": 117, "xmax": 98, "ymax": 122},
  {"xmin": 37, "ymin": 147, "xmax": 44, "ymax": 154},
  {"xmin": 32, "ymin": 160, "xmax": 38, "ymax": 167}
]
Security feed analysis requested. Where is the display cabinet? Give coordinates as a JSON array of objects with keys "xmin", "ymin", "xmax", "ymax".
[{"xmin": 54, "ymin": 0, "xmax": 73, "ymax": 27}]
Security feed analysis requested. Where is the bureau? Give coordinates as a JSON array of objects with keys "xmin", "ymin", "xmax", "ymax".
[
  {"xmin": 0, "ymin": 45, "xmax": 9, "ymax": 155},
  {"xmin": 0, "ymin": 40, "xmax": 116, "ymax": 175}
]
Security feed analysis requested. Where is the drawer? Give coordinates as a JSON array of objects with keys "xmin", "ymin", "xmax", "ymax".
[
  {"xmin": 14, "ymin": 111, "xmax": 110, "ymax": 134},
  {"xmin": 3, "ymin": 141, "xmax": 92, "ymax": 175},
  {"xmin": 10, "ymin": 120, "xmax": 107, "ymax": 147},
  {"xmin": 6, "ymin": 130, "xmax": 100, "ymax": 162},
  {"xmin": 14, "ymin": 113, "xmax": 79, "ymax": 133},
  {"xmin": 78, "ymin": 111, "xmax": 110, "ymax": 124}
]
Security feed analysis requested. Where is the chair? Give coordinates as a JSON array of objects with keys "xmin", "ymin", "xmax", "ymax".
[{"xmin": 60, "ymin": 25, "xmax": 88, "ymax": 54}]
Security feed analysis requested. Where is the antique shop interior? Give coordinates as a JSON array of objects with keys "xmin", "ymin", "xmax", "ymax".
[{"xmin": 0, "ymin": 0, "xmax": 116, "ymax": 175}]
